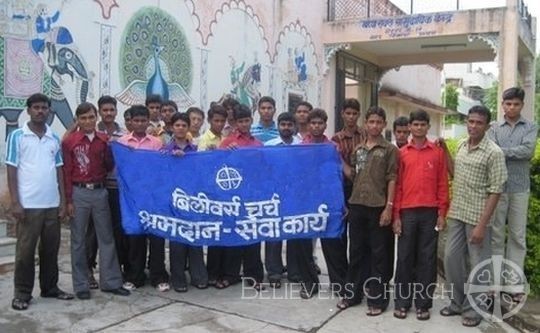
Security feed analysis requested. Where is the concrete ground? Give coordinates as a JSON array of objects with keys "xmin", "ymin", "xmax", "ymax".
[{"xmin": 0, "ymin": 227, "xmax": 519, "ymax": 333}]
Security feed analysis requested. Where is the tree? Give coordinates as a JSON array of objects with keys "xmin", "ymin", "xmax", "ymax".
[
  {"xmin": 483, "ymin": 81, "xmax": 499, "ymax": 121},
  {"xmin": 443, "ymin": 84, "xmax": 462, "ymax": 125}
]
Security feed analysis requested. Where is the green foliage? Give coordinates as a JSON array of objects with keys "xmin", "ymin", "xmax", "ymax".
[
  {"xmin": 483, "ymin": 81, "xmax": 499, "ymax": 122},
  {"xmin": 443, "ymin": 84, "xmax": 463, "ymax": 125}
]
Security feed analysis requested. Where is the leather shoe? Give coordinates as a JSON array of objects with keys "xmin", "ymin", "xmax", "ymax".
[
  {"xmin": 102, "ymin": 287, "xmax": 130, "ymax": 296},
  {"xmin": 41, "ymin": 289, "xmax": 74, "ymax": 300},
  {"xmin": 76, "ymin": 291, "xmax": 91, "ymax": 300}
]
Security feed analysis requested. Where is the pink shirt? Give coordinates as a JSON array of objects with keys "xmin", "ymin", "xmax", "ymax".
[{"xmin": 118, "ymin": 133, "xmax": 163, "ymax": 151}]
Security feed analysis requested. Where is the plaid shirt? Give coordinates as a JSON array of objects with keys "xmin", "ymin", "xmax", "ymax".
[
  {"xmin": 448, "ymin": 136, "xmax": 507, "ymax": 225},
  {"xmin": 487, "ymin": 116, "xmax": 538, "ymax": 193}
]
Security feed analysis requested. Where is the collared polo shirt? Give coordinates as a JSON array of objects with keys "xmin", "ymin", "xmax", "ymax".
[
  {"xmin": 251, "ymin": 122, "xmax": 279, "ymax": 143},
  {"xmin": 393, "ymin": 140, "xmax": 449, "ymax": 218},
  {"xmin": 97, "ymin": 121, "xmax": 126, "ymax": 140},
  {"xmin": 265, "ymin": 136, "xmax": 301, "ymax": 146},
  {"xmin": 448, "ymin": 136, "xmax": 507, "ymax": 225},
  {"xmin": 219, "ymin": 130, "xmax": 262, "ymax": 148},
  {"xmin": 198, "ymin": 129, "xmax": 223, "ymax": 151},
  {"xmin": 161, "ymin": 139, "xmax": 198, "ymax": 154},
  {"xmin": 349, "ymin": 135, "xmax": 398, "ymax": 207},
  {"xmin": 118, "ymin": 133, "xmax": 163, "ymax": 151},
  {"xmin": 5, "ymin": 123, "xmax": 63, "ymax": 208},
  {"xmin": 487, "ymin": 116, "xmax": 538, "ymax": 193}
]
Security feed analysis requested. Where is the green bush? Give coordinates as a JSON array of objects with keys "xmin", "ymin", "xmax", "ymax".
[{"xmin": 444, "ymin": 138, "xmax": 540, "ymax": 295}]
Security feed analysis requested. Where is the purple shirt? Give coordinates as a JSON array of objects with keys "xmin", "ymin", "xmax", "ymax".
[{"xmin": 161, "ymin": 140, "xmax": 198, "ymax": 154}]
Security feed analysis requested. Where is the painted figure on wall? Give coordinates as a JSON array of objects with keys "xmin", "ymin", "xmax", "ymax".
[
  {"xmin": 229, "ymin": 55, "xmax": 261, "ymax": 113},
  {"xmin": 116, "ymin": 7, "xmax": 194, "ymax": 108},
  {"xmin": 31, "ymin": 1, "xmax": 73, "ymax": 56}
]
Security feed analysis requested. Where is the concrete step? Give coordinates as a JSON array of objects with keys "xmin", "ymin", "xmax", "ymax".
[
  {"xmin": 0, "ymin": 255, "xmax": 15, "ymax": 274},
  {"xmin": 0, "ymin": 220, "xmax": 7, "ymax": 238},
  {"xmin": 0, "ymin": 237, "xmax": 17, "ymax": 257}
]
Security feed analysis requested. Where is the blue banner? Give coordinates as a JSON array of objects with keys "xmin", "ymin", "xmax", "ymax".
[{"xmin": 112, "ymin": 142, "xmax": 345, "ymax": 246}]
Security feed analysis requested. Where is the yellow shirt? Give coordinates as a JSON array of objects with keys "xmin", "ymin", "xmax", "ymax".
[{"xmin": 198, "ymin": 129, "xmax": 222, "ymax": 151}]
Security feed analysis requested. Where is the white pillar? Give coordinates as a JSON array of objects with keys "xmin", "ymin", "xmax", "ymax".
[{"xmin": 519, "ymin": 55, "xmax": 536, "ymax": 121}]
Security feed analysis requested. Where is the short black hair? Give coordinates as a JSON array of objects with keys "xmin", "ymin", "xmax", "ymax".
[
  {"xmin": 468, "ymin": 105, "xmax": 491, "ymax": 123},
  {"xmin": 233, "ymin": 104, "xmax": 252, "ymax": 120},
  {"xmin": 295, "ymin": 101, "xmax": 313, "ymax": 112},
  {"xmin": 365, "ymin": 106, "xmax": 386, "ymax": 121},
  {"xmin": 75, "ymin": 102, "xmax": 97, "ymax": 117},
  {"xmin": 97, "ymin": 95, "xmax": 117, "ymax": 109},
  {"xmin": 308, "ymin": 108, "xmax": 328, "ymax": 122},
  {"xmin": 342, "ymin": 98, "xmax": 360, "ymax": 112},
  {"xmin": 145, "ymin": 94, "xmax": 162, "ymax": 106},
  {"xmin": 222, "ymin": 97, "xmax": 239, "ymax": 110},
  {"xmin": 170, "ymin": 112, "xmax": 190, "ymax": 127},
  {"xmin": 393, "ymin": 116, "xmax": 409, "ymax": 130},
  {"xmin": 187, "ymin": 106, "xmax": 204, "ymax": 119},
  {"xmin": 127, "ymin": 105, "xmax": 149, "ymax": 118},
  {"xmin": 161, "ymin": 100, "xmax": 178, "ymax": 112},
  {"xmin": 502, "ymin": 87, "xmax": 525, "ymax": 102},
  {"xmin": 208, "ymin": 104, "xmax": 228, "ymax": 120},
  {"xmin": 26, "ymin": 93, "xmax": 50, "ymax": 108},
  {"xmin": 258, "ymin": 96, "xmax": 276, "ymax": 108},
  {"xmin": 277, "ymin": 112, "xmax": 296, "ymax": 124},
  {"xmin": 409, "ymin": 109, "xmax": 430, "ymax": 124},
  {"xmin": 124, "ymin": 109, "xmax": 132, "ymax": 119}
]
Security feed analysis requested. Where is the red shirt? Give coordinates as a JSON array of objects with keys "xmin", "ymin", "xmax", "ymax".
[
  {"xmin": 219, "ymin": 130, "xmax": 262, "ymax": 148},
  {"xmin": 393, "ymin": 140, "xmax": 449, "ymax": 219},
  {"xmin": 62, "ymin": 131, "xmax": 113, "ymax": 203},
  {"xmin": 301, "ymin": 134, "xmax": 331, "ymax": 144}
]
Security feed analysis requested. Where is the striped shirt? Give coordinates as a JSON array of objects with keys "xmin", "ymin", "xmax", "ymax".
[
  {"xmin": 448, "ymin": 136, "xmax": 507, "ymax": 226},
  {"xmin": 251, "ymin": 122, "xmax": 279, "ymax": 143},
  {"xmin": 331, "ymin": 127, "xmax": 366, "ymax": 167},
  {"xmin": 487, "ymin": 117, "xmax": 538, "ymax": 193}
]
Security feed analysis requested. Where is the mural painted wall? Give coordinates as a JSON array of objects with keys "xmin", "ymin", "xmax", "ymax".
[{"xmin": 0, "ymin": 0, "xmax": 325, "ymax": 159}]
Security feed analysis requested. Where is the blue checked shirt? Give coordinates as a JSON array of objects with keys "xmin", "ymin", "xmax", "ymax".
[{"xmin": 488, "ymin": 116, "xmax": 538, "ymax": 193}]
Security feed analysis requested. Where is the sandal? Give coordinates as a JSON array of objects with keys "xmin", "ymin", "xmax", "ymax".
[
  {"xmin": 439, "ymin": 306, "xmax": 461, "ymax": 317},
  {"xmin": 11, "ymin": 298, "xmax": 29, "ymax": 311},
  {"xmin": 207, "ymin": 279, "xmax": 217, "ymax": 286},
  {"xmin": 89, "ymin": 275, "xmax": 99, "ymax": 290},
  {"xmin": 337, "ymin": 299, "xmax": 354, "ymax": 310},
  {"xmin": 416, "ymin": 309, "xmax": 430, "ymax": 321},
  {"xmin": 462, "ymin": 317, "xmax": 482, "ymax": 327},
  {"xmin": 269, "ymin": 279, "xmax": 281, "ymax": 289},
  {"xmin": 366, "ymin": 307, "xmax": 383, "ymax": 316},
  {"xmin": 193, "ymin": 283, "xmax": 208, "ymax": 290},
  {"xmin": 215, "ymin": 279, "xmax": 231, "ymax": 289},
  {"xmin": 252, "ymin": 282, "xmax": 265, "ymax": 291},
  {"xmin": 393, "ymin": 308, "xmax": 408, "ymax": 319}
]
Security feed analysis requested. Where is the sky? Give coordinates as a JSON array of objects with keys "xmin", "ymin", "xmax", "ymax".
[{"xmin": 390, "ymin": 0, "xmax": 539, "ymax": 75}]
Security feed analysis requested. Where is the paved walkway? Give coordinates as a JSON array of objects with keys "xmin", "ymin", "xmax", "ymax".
[{"xmin": 0, "ymin": 228, "xmax": 518, "ymax": 333}]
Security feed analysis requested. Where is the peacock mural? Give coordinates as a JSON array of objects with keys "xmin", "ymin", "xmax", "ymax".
[{"xmin": 116, "ymin": 7, "xmax": 194, "ymax": 108}]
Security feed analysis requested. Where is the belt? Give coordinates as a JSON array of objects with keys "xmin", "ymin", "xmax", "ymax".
[{"xmin": 73, "ymin": 182, "xmax": 105, "ymax": 190}]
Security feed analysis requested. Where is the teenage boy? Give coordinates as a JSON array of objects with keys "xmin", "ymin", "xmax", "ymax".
[
  {"xmin": 85, "ymin": 96, "xmax": 128, "ymax": 290},
  {"xmin": 198, "ymin": 104, "xmax": 228, "ymax": 151},
  {"xmin": 157, "ymin": 100, "xmax": 178, "ymax": 144},
  {"xmin": 392, "ymin": 116, "xmax": 410, "ymax": 148},
  {"xmin": 294, "ymin": 101, "xmax": 312, "ymax": 140},
  {"xmin": 296, "ymin": 108, "xmax": 335, "ymax": 299},
  {"xmin": 161, "ymin": 113, "xmax": 209, "ymax": 292},
  {"xmin": 338, "ymin": 106, "xmax": 397, "ymax": 316},
  {"xmin": 442, "ymin": 106, "xmax": 507, "ymax": 327},
  {"xmin": 62, "ymin": 102, "xmax": 129, "ymax": 300},
  {"xmin": 118, "ymin": 105, "xmax": 165, "ymax": 291},
  {"xmin": 263, "ymin": 113, "xmax": 301, "ymax": 288},
  {"xmin": 222, "ymin": 97, "xmax": 240, "ymax": 137},
  {"xmin": 251, "ymin": 96, "xmax": 279, "ymax": 143},
  {"xmin": 124, "ymin": 109, "xmax": 133, "ymax": 133},
  {"xmin": 218, "ymin": 104, "xmax": 264, "ymax": 290},
  {"xmin": 329, "ymin": 98, "xmax": 366, "ymax": 297},
  {"xmin": 145, "ymin": 94, "xmax": 164, "ymax": 136},
  {"xmin": 488, "ymin": 87, "xmax": 538, "ymax": 303},
  {"xmin": 392, "ymin": 110, "xmax": 449, "ymax": 320},
  {"xmin": 187, "ymin": 106, "xmax": 205, "ymax": 145},
  {"xmin": 6, "ymin": 93, "xmax": 74, "ymax": 311}
]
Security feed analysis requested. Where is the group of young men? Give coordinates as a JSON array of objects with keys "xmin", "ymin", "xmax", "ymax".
[{"xmin": 5, "ymin": 87, "xmax": 537, "ymax": 329}]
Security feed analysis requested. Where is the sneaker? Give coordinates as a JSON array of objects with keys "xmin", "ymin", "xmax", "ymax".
[
  {"xmin": 156, "ymin": 282, "xmax": 170, "ymax": 292},
  {"xmin": 123, "ymin": 282, "xmax": 136, "ymax": 291}
]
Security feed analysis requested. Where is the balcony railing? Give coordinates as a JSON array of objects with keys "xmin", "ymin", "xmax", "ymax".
[{"xmin": 327, "ymin": 0, "xmax": 533, "ymax": 31}]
